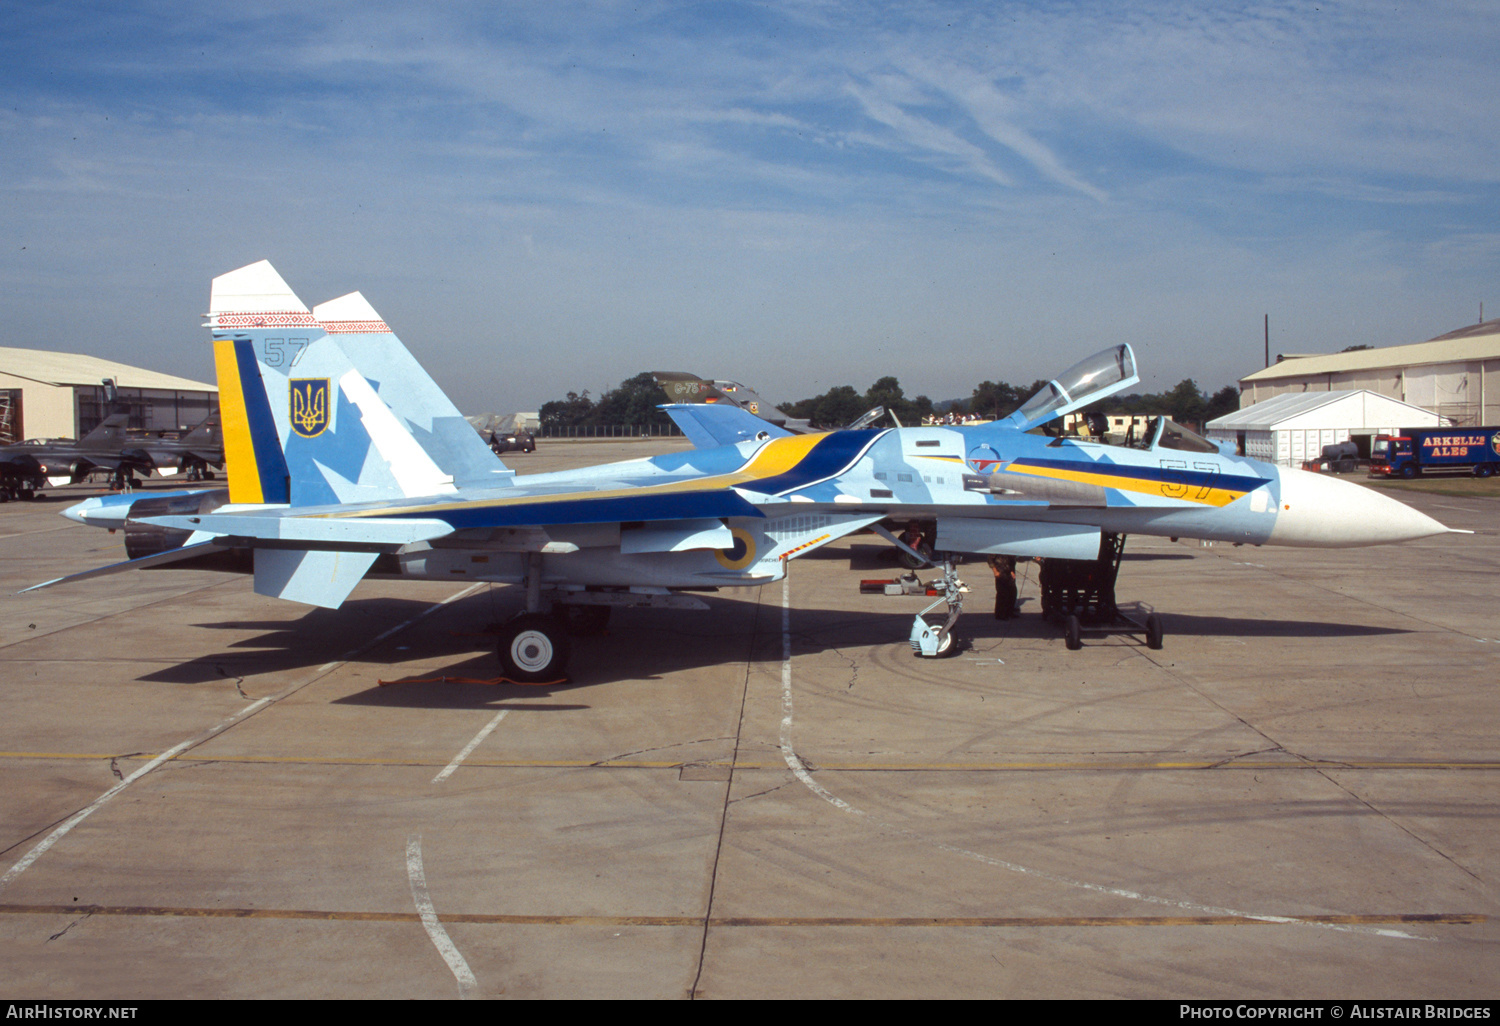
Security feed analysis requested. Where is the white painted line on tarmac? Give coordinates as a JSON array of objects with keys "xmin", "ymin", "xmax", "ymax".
[
  {"xmin": 0, "ymin": 583, "xmax": 486, "ymax": 896},
  {"xmin": 779, "ymin": 576, "xmax": 860, "ymax": 816},
  {"xmin": 0, "ymin": 735, "xmax": 201, "ymax": 893},
  {"xmin": 406, "ymin": 834, "xmax": 477, "ymax": 998},
  {"xmin": 775, "ymin": 578, "xmax": 1429, "ymax": 943},
  {"xmin": 433, "ymin": 710, "xmax": 508, "ymax": 784}
]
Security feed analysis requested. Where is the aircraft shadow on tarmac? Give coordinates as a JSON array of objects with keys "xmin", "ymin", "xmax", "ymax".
[{"xmin": 132, "ymin": 588, "xmax": 1410, "ymax": 703}]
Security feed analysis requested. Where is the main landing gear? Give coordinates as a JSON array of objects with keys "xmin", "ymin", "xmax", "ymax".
[
  {"xmin": 495, "ymin": 552, "xmax": 571, "ymax": 682},
  {"xmin": 497, "ymin": 613, "xmax": 571, "ymax": 682}
]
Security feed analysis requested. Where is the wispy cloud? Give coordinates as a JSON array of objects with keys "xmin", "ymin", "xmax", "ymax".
[{"xmin": 1, "ymin": 1, "xmax": 1497, "ymax": 412}]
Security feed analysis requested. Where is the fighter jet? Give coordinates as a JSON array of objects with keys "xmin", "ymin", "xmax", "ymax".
[
  {"xmin": 31, "ymin": 261, "xmax": 1455, "ymax": 680},
  {"xmin": 122, "ymin": 414, "xmax": 224, "ymax": 482},
  {"xmin": 0, "ymin": 413, "xmax": 152, "ymax": 499},
  {"xmin": 653, "ymin": 371, "xmax": 895, "ymax": 437}
]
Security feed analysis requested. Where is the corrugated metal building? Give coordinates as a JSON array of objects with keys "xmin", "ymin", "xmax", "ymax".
[
  {"xmin": 0, "ymin": 347, "xmax": 217, "ymax": 444},
  {"xmin": 1238, "ymin": 321, "xmax": 1500, "ymax": 426},
  {"xmin": 1206, "ymin": 390, "xmax": 1444, "ymax": 466}
]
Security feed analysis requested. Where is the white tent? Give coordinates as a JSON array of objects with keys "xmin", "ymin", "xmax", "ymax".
[{"xmin": 1207, "ymin": 390, "xmax": 1445, "ymax": 466}]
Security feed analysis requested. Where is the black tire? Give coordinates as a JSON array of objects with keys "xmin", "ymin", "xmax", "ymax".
[
  {"xmin": 498, "ymin": 613, "xmax": 570, "ymax": 682},
  {"xmin": 1065, "ymin": 614, "xmax": 1082, "ymax": 651},
  {"xmin": 1398, "ymin": 464, "xmax": 1417, "ymax": 479},
  {"xmin": 1146, "ymin": 613, "xmax": 1164, "ymax": 650},
  {"xmin": 1474, "ymin": 464, "xmax": 1493, "ymax": 479},
  {"xmin": 897, "ymin": 540, "xmax": 932, "ymax": 570},
  {"xmin": 560, "ymin": 604, "xmax": 611, "ymax": 636}
]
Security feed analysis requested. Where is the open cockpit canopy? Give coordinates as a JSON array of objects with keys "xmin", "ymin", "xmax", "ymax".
[{"xmin": 1005, "ymin": 344, "xmax": 1139, "ymax": 432}]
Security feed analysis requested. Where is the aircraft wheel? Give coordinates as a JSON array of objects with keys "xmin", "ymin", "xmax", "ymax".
[
  {"xmin": 897, "ymin": 540, "xmax": 933, "ymax": 569},
  {"xmin": 498, "ymin": 614, "xmax": 570, "ymax": 682},
  {"xmin": 1064, "ymin": 614, "xmax": 1082, "ymax": 651},
  {"xmin": 1145, "ymin": 613, "xmax": 1164, "ymax": 650},
  {"xmin": 204, "ymin": 469, "xmax": 217, "ymax": 480},
  {"xmin": 561, "ymin": 604, "xmax": 611, "ymax": 637}
]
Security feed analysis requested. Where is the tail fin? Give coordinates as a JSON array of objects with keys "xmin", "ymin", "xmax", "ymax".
[
  {"xmin": 180, "ymin": 413, "xmax": 221, "ymax": 447},
  {"xmin": 208, "ymin": 261, "xmax": 509, "ymax": 508},
  {"xmin": 80, "ymin": 413, "xmax": 130, "ymax": 445}
]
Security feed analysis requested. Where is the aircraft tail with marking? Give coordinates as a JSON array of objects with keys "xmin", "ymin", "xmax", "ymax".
[
  {"xmin": 79, "ymin": 413, "xmax": 130, "ymax": 445},
  {"xmin": 207, "ymin": 261, "xmax": 510, "ymax": 509}
]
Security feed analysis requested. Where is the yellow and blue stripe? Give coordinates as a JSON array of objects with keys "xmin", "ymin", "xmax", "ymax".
[
  {"xmin": 1007, "ymin": 457, "xmax": 1266, "ymax": 508},
  {"xmin": 213, "ymin": 339, "xmax": 289, "ymax": 504}
]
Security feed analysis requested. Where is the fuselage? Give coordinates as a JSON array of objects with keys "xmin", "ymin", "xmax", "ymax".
[{"xmin": 66, "ymin": 419, "xmax": 1451, "ymax": 598}]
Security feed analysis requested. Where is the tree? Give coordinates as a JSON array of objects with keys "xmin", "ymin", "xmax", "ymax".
[
  {"xmin": 592, "ymin": 372, "xmax": 674, "ymax": 428},
  {"xmin": 812, "ymin": 385, "xmax": 867, "ymax": 428},
  {"xmin": 539, "ymin": 390, "xmax": 594, "ymax": 430},
  {"xmin": 967, "ymin": 380, "xmax": 1022, "ymax": 420},
  {"xmin": 1204, "ymin": 386, "xmax": 1239, "ymax": 424},
  {"xmin": 1163, "ymin": 379, "xmax": 1207, "ymax": 427}
]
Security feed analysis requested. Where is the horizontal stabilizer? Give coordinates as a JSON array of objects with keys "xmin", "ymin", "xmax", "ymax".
[
  {"xmin": 140, "ymin": 513, "xmax": 454, "ymax": 548},
  {"xmin": 20, "ymin": 539, "xmax": 223, "ymax": 593},
  {"xmin": 661, "ymin": 403, "xmax": 792, "ymax": 450}
]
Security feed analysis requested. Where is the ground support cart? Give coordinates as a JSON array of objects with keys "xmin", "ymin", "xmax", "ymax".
[{"xmin": 1038, "ymin": 532, "xmax": 1163, "ymax": 651}]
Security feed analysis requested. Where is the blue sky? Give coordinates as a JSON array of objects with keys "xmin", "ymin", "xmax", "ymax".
[{"xmin": 3, "ymin": 1, "xmax": 1497, "ymax": 414}]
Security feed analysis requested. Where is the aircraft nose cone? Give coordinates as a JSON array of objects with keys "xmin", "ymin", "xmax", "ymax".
[
  {"xmin": 61, "ymin": 500, "xmax": 96, "ymax": 525},
  {"xmin": 1269, "ymin": 467, "xmax": 1451, "ymax": 547}
]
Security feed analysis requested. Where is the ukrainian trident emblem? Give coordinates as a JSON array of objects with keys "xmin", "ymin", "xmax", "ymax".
[{"xmin": 290, "ymin": 379, "xmax": 330, "ymax": 438}]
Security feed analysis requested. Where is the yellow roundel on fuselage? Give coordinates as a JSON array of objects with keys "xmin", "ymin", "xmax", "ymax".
[{"xmin": 714, "ymin": 527, "xmax": 757, "ymax": 570}]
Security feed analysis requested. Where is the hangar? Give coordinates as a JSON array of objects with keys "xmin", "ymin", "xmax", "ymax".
[
  {"xmin": 0, "ymin": 346, "xmax": 216, "ymax": 444},
  {"xmin": 1206, "ymin": 390, "xmax": 1444, "ymax": 466},
  {"xmin": 1238, "ymin": 319, "xmax": 1500, "ymax": 426}
]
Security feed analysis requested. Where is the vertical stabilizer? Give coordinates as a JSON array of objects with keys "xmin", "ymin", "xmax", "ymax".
[
  {"xmin": 208, "ymin": 261, "xmax": 308, "ymax": 504},
  {"xmin": 312, "ymin": 292, "xmax": 509, "ymax": 490},
  {"xmin": 206, "ymin": 263, "xmax": 506, "ymax": 509},
  {"xmin": 80, "ymin": 413, "xmax": 130, "ymax": 445},
  {"xmin": 208, "ymin": 260, "xmax": 315, "ymax": 326},
  {"xmin": 180, "ymin": 414, "xmax": 221, "ymax": 446}
]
